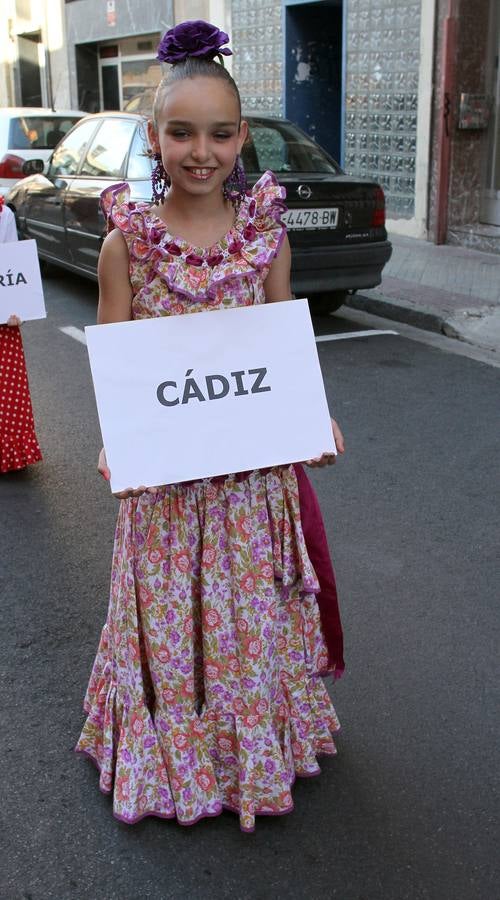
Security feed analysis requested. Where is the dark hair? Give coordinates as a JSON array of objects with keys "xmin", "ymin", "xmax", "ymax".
[{"xmin": 152, "ymin": 57, "xmax": 242, "ymax": 128}]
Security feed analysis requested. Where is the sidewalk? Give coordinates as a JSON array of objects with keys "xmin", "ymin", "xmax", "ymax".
[{"xmin": 346, "ymin": 234, "xmax": 500, "ymax": 354}]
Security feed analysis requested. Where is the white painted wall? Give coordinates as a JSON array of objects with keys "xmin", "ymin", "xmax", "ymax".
[
  {"xmin": 0, "ymin": 0, "xmax": 72, "ymax": 110},
  {"xmin": 173, "ymin": 0, "xmax": 232, "ymax": 72},
  {"xmin": 0, "ymin": 0, "xmax": 18, "ymax": 107}
]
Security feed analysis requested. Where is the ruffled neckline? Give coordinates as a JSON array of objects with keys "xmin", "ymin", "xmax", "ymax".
[
  {"xmin": 100, "ymin": 171, "xmax": 288, "ymax": 301},
  {"xmin": 144, "ymin": 199, "xmax": 249, "ymax": 259}
]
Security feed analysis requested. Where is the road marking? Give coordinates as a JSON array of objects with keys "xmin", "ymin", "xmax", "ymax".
[
  {"xmin": 315, "ymin": 329, "xmax": 398, "ymax": 342},
  {"xmin": 59, "ymin": 326, "xmax": 87, "ymax": 344},
  {"xmin": 60, "ymin": 324, "xmax": 398, "ymax": 347}
]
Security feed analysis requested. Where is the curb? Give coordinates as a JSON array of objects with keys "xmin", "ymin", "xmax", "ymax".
[{"xmin": 344, "ymin": 290, "xmax": 447, "ymax": 334}]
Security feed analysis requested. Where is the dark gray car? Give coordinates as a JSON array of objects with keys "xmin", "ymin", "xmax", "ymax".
[{"xmin": 8, "ymin": 111, "xmax": 391, "ymax": 312}]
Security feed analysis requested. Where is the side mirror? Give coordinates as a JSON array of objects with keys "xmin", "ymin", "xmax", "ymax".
[{"xmin": 22, "ymin": 158, "xmax": 45, "ymax": 176}]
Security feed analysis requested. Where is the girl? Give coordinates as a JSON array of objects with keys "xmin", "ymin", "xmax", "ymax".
[
  {"xmin": 0, "ymin": 200, "xmax": 42, "ymax": 473},
  {"xmin": 76, "ymin": 20, "xmax": 344, "ymax": 833}
]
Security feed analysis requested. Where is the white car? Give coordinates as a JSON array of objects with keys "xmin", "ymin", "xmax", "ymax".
[{"xmin": 0, "ymin": 107, "xmax": 84, "ymax": 197}]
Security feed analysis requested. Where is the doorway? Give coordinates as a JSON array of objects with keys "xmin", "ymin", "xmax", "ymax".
[
  {"xmin": 18, "ymin": 32, "xmax": 42, "ymax": 107},
  {"xmin": 480, "ymin": 0, "xmax": 500, "ymax": 226},
  {"xmin": 285, "ymin": 0, "xmax": 343, "ymax": 163}
]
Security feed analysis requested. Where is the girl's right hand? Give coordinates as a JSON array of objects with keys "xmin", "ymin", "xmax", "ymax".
[{"xmin": 97, "ymin": 447, "xmax": 150, "ymax": 500}]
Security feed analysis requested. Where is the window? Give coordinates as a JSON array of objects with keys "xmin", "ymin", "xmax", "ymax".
[
  {"xmin": 97, "ymin": 34, "xmax": 161, "ymax": 110},
  {"xmin": 121, "ymin": 59, "xmax": 162, "ymax": 106},
  {"xmin": 127, "ymin": 124, "xmax": 152, "ymax": 180},
  {"xmin": 247, "ymin": 126, "xmax": 287, "ymax": 173},
  {"xmin": 8, "ymin": 115, "xmax": 82, "ymax": 150},
  {"xmin": 80, "ymin": 118, "xmax": 136, "ymax": 178},
  {"xmin": 48, "ymin": 119, "xmax": 98, "ymax": 178}
]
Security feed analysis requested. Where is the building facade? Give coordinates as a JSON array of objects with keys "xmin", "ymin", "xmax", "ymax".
[
  {"xmin": 0, "ymin": 0, "xmax": 498, "ymax": 251},
  {"xmin": 427, "ymin": 0, "xmax": 499, "ymax": 252},
  {"xmin": 0, "ymin": 0, "xmax": 72, "ymax": 109}
]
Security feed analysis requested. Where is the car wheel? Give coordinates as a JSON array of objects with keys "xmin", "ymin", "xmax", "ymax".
[{"xmin": 309, "ymin": 291, "xmax": 348, "ymax": 316}]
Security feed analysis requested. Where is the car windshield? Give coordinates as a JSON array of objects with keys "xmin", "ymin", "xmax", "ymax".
[
  {"xmin": 8, "ymin": 116, "xmax": 81, "ymax": 150},
  {"xmin": 243, "ymin": 120, "xmax": 340, "ymax": 175}
]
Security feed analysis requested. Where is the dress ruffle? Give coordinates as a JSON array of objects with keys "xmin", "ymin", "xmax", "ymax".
[
  {"xmin": 0, "ymin": 325, "xmax": 42, "ymax": 472},
  {"xmin": 77, "ymin": 659, "xmax": 339, "ymax": 832},
  {"xmin": 76, "ymin": 468, "xmax": 340, "ymax": 833},
  {"xmin": 100, "ymin": 171, "xmax": 287, "ymax": 303}
]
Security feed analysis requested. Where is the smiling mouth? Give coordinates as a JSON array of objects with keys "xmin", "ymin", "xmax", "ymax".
[{"xmin": 184, "ymin": 167, "xmax": 217, "ymax": 180}]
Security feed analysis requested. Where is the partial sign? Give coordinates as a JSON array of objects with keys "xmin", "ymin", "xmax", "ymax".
[
  {"xmin": 85, "ymin": 299, "xmax": 335, "ymax": 493},
  {"xmin": 106, "ymin": 0, "xmax": 116, "ymax": 26},
  {"xmin": 0, "ymin": 239, "xmax": 46, "ymax": 323}
]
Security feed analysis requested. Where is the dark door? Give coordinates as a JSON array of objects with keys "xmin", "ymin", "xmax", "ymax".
[
  {"xmin": 101, "ymin": 64, "xmax": 120, "ymax": 110},
  {"xmin": 480, "ymin": 0, "xmax": 500, "ymax": 226},
  {"xmin": 285, "ymin": 0, "xmax": 343, "ymax": 162},
  {"xmin": 18, "ymin": 33, "xmax": 42, "ymax": 106},
  {"xmin": 24, "ymin": 118, "xmax": 98, "ymax": 263},
  {"xmin": 65, "ymin": 117, "xmax": 138, "ymax": 273}
]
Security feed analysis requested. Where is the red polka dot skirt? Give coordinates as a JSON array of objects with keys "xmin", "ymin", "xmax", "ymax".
[{"xmin": 0, "ymin": 325, "xmax": 42, "ymax": 473}]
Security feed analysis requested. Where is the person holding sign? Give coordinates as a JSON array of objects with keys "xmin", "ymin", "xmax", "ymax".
[
  {"xmin": 0, "ymin": 201, "xmax": 42, "ymax": 473},
  {"xmin": 76, "ymin": 21, "xmax": 344, "ymax": 832}
]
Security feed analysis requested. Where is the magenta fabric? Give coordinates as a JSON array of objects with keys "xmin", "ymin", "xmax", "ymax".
[{"xmin": 294, "ymin": 464, "xmax": 345, "ymax": 678}]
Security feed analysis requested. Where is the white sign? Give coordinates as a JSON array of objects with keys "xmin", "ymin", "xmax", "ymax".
[
  {"xmin": 85, "ymin": 300, "xmax": 335, "ymax": 493},
  {"xmin": 0, "ymin": 239, "xmax": 46, "ymax": 323}
]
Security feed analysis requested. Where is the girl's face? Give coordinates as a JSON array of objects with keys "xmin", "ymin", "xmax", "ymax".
[{"xmin": 148, "ymin": 76, "xmax": 248, "ymax": 200}]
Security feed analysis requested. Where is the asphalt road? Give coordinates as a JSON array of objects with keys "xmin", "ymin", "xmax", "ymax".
[{"xmin": 1, "ymin": 272, "xmax": 499, "ymax": 900}]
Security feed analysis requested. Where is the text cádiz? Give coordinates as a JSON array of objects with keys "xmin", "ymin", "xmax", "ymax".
[
  {"xmin": 157, "ymin": 368, "xmax": 271, "ymax": 407},
  {"xmin": 0, "ymin": 270, "xmax": 28, "ymax": 286}
]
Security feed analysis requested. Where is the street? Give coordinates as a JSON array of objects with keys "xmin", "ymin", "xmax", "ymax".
[{"xmin": 1, "ymin": 270, "xmax": 499, "ymax": 900}]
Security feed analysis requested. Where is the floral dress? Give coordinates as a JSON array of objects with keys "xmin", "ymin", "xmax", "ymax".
[{"xmin": 76, "ymin": 171, "xmax": 340, "ymax": 832}]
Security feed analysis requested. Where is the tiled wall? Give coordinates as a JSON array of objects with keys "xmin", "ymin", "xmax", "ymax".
[
  {"xmin": 345, "ymin": 0, "xmax": 421, "ymax": 219},
  {"xmin": 231, "ymin": 0, "xmax": 283, "ymax": 115}
]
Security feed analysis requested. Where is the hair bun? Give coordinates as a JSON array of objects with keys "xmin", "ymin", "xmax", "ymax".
[{"xmin": 156, "ymin": 20, "xmax": 232, "ymax": 64}]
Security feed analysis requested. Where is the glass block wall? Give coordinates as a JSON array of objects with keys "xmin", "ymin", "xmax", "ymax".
[
  {"xmin": 231, "ymin": 0, "xmax": 283, "ymax": 115},
  {"xmin": 345, "ymin": 0, "xmax": 421, "ymax": 218}
]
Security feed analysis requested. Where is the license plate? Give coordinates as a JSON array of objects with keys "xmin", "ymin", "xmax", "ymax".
[{"xmin": 282, "ymin": 207, "xmax": 339, "ymax": 230}]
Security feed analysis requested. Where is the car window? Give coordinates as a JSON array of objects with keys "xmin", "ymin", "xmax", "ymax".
[
  {"xmin": 80, "ymin": 118, "xmax": 137, "ymax": 178},
  {"xmin": 247, "ymin": 126, "xmax": 287, "ymax": 173},
  {"xmin": 243, "ymin": 121, "xmax": 339, "ymax": 175},
  {"xmin": 48, "ymin": 119, "xmax": 98, "ymax": 178},
  {"xmin": 127, "ymin": 124, "xmax": 152, "ymax": 180},
  {"xmin": 8, "ymin": 115, "xmax": 82, "ymax": 150}
]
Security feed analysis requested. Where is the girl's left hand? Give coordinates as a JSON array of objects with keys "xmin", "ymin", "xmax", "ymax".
[
  {"xmin": 6, "ymin": 314, "xmax": 22, "ymax": 327},
  {"xmin": 305, "ymin": 418, "xmax": 345, "ymax": 468}
]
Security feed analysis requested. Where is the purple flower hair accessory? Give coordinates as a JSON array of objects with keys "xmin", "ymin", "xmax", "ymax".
[{"xmin": 157, "ymin": 20, "xmax": 232, "ymax": 64}]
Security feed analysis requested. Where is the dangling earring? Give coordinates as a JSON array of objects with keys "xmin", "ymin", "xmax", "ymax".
[
  {"xmin": 151, "ymin": 153, "xmax": 170, "ymax": 205},
  {"xmin": 223, "ymin": 155, "xmax": 247, "ymax": 208}
]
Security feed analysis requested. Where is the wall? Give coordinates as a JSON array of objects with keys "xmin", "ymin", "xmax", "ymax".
[
  {"xmin": 345, "ymin": 0, "xmax": 422, "ymax": 220},
  {"xmin": 231, "ymin": 0, "xmax": 283, "ymax": 115},
  {"xmin": 428, "ymin": 0, "xmax": 495, "ymax": 249},
  {"xmin": 0, "ymin": 0, "xmax": 72, "ymax": 109},
  {"xmin": 65, "ymin": 0, "xmax": 174, "ymax": 108},
  {"xmin": 447, "ymin": 0, "xmax": 490, "ymax": 230}
]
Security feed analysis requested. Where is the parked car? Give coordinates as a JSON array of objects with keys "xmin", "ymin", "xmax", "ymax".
[
  {"xmin": 7, "ymin": 111, "xmax": 391, "ymax": 312},
  {"xmin": 0, "ymin": 107, "xmax": 84, "ymax": 198}
]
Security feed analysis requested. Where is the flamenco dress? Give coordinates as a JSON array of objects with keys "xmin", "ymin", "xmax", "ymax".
[
  {"xmin": 0, "ymin": 203, "xmax": 42, "ymax": 473},
  {"xmin": 76, "ymin": 171, "xmax": 342, "ymax": 832}
]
